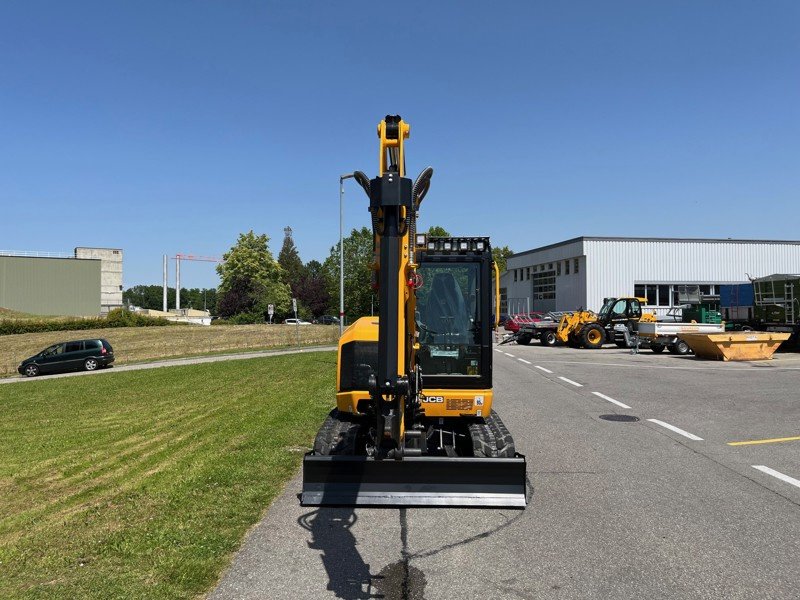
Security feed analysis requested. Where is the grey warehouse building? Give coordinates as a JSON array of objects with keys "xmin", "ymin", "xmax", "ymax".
[
  {"xmin": 0, "ymin": 247, "xmax": 123, "ymax": 316},
  {"xmin": 501, "ymin": 237, "xmax": 800, "ymax": 316}
]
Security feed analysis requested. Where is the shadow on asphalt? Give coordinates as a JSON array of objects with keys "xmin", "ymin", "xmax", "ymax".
[
  {"xmin": 296, "ymin": 475, "xmax": 533, "ymax": 599},
  {"xmin": 298, "ymin": 507, "xmax": 379, "ymax": 599}
]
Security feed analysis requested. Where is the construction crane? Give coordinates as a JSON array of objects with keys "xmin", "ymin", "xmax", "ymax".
[{"xmin": 301, "ymin": 116, "xmax": 526, "ymax": 507}]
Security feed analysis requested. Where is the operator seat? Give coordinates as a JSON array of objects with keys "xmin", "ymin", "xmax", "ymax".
[{"xmin": 424, "ymin": 272, "xmax": 470, "ymax": 343}]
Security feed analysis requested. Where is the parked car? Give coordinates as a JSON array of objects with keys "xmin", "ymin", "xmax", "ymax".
[
  {"xmin": 498, "ymin": 313, "xmax": 510, "ymax": 327},
  {"xmin": 314, "ymin": 315, "xmax": 340, "ymax": 325},
  {"xmin": 284, "ymin": 318, "xmax": 312, "ymax": 325},
  {"xmin": 18, "ymin": 339, "xmax": 114, "ymax": 377}
]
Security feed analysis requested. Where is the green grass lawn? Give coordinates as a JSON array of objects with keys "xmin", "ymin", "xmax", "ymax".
[{"xmin": 0, "ymin": 351, "xmax": 336, "ymax": 599}]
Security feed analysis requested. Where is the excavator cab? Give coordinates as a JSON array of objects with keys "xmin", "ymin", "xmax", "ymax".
[{"xmin": 415, "ymin": 237, "xmax": 493, "ymax": 387}]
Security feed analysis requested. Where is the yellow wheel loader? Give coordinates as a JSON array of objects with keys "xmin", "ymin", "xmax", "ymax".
[
  {"xmin": 301, "ymin": 116, "xmax": 526, "ymax": 508},
  {"xmin": 555, "ymin": 297, "xmax": 656, "ymax": 349}
]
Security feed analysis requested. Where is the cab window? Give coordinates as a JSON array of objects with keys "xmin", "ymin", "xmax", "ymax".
[{"xmin": 611, "ymin": 300, "xmax": 627, "ymax": 315}]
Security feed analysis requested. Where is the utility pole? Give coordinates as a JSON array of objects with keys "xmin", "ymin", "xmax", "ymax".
[
  {"xmin": 176, "ymin": 256, "xmax": 181, "ymax": 311},
  {"xmin": 162, "ymin": 255, "xmax": 168, "ymax": 312},
  {"xmin": 339, "ymin": 173, "xmax": 355, "ymax": 335}
]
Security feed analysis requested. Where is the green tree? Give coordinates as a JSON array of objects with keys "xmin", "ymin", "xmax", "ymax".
[
  {"xmin": 426, "ymin": 225, "xmax": 451, "ymax": 237},
  {"xmin": 296, "ymin": 259, "xmax": 331, "ymax": 318},
  {"xmin": 322, "ymin": 227, "xmax": 375, "ymax": 323},
  {"xmin": 216, "ymin": 231, "xmax": 291, "ymax": 319},
  {"xmin": 123, "ymin": 285, "xmax": 217, "ymax": 311},
  {"xmin": 123, "ymin": 285, "xmax": 165, "ymax": 310},
  {"xmin": 277, "ymin": 226, "xmax": 306, "ymax": 295},
  {"xmin": 181, "ymin": 287, "xmax": 218, "ymax": 311},
  {"xmin": 492, "ymin": 245, "xmax": 514, "ymax": 273}
]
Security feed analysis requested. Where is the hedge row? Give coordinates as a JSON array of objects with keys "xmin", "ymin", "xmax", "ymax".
[{"xmin": 0, "ymin": 309, "xmax": 171, "ymax": 336}]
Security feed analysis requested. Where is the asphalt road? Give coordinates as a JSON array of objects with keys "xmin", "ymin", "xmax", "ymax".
[{"xmin": 211, "ymin": 343, "xmax": 800, "ymax": 600}]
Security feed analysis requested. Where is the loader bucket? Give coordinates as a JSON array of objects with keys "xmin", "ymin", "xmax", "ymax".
[
  {"xmin": 679, "ymin": 332, "xmax": 791, "ymax": 361},
  {"xmin": 301, "ymin": 453, "xmax": 527, "ymax": 508}
]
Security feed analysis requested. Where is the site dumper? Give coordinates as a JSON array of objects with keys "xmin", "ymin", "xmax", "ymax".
[{"xmin": 679, "ymin": 331, "xmax": 791, "ymax": 361}]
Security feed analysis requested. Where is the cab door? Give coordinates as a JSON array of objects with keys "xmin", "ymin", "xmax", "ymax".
[{"xmin": 608, "ymin": 299, "xmax": 629, "ymax": 326}]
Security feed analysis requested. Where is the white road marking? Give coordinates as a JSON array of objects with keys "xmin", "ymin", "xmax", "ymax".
[
  {"xmin": 535, "ymin": 365, "xmax": 553, "ymax": 374},
  {"xmin": 752, "ymin": 465, "xmax": 800, "ymax": 490},
  {"xmin": 647, "ymin": 419, "xmax": 704, "ymax": 441},
  {"xmin": 518, "ymin": 358, "xmax": 531, "ymax": 365},
  {"xmin": 504, "ymin": 352, "xmax": 515, "ymax": 357},
  {"xmin": 495, "ymin": 348, "xmax": 504, "ymax": 353},
  {"xmin": 526, "ymin": 359, "xmax": 800, "ymax": 372},
  {"xmin": 558, "ymin": 376, "xmax": 583, "ymax": 387},
  {"xmin": 591, "ymin": 391, "xmax": 631, "ymax": 409}
]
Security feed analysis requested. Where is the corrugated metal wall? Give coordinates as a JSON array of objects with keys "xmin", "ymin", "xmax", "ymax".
[
  {"xmin": 0, "ymin": 256, "xmax": 101, "ymax": 316},
  {"xmin": 505, "ymin": 238, "xmax": 800, "ymax": 315},
  {"xmin": 505, "ymin": 239, "xmax": 586, "ymax": 312},
  {"xmin": 585, "ymin": 239, "xmax": 800, "ymax": 311}
]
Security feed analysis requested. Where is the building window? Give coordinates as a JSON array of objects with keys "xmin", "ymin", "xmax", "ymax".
[
  {"xmin": 565, "ymin": 260, "xmax": 570, "ymax": 275},
  {"xmin": 513, "ymin": 270, "xmax": 517, "ymax": 282},
  {"xmin": 533, "ymin": 270, "xmax": 556, "ymax": 301},
  {"xmin": 526, "ymin": 267, "xmax": 531, "ymax": 280},
  {"xmin": 657, "ymin": 285, "xmax": 670, "ymax": 306},
  {"xmin": 635, "ymin": 284, "xmax": 658, "ymax": 306},
  {"xmin": 556, "ymin": 262, "xmax": 561, "ymax": 276},
  {"xmin": 574, "ymin": 258, "xmax": 579, "ymax": 274},
  {"xmin": 647, "ymin": 286, "xmax": 657, "ymax": 306}
]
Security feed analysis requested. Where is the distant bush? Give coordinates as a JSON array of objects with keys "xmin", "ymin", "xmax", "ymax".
[
  {"xmin": 226, "ymin": 313, "xmax": 265, "ymax": 325},
  {"xmin": 104, "ymin": 309, "xmax": 172, "ymax": 328},
  {"xmin": 0, "ymin": 309, "xmax": 171, "ymax": 335}
]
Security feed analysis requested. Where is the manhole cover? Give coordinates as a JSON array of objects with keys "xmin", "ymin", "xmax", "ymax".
[{"xmin": 599, "ymin": 414, "xmax": 640, "ymax": 422}]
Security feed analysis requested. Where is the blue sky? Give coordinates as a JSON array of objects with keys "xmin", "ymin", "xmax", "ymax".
[{"xmin": 1, "ymin": 1, "xmax": 798, "ymax": 288}]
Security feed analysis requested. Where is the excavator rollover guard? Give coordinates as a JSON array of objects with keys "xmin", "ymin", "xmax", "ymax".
[{"xmin": 301, "ymin": 116, "xmax": 526, "ymax": 508}]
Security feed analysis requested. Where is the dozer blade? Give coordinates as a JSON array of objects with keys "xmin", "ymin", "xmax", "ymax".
[{"xmin": 301, "ymin": 453, "xmax": 527, "ymax": 508}]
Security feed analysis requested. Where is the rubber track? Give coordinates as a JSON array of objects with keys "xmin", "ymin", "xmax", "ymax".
[
  {"xmin": 313, "ymin": 409, "xmax": 362, "ymax": 455},
  {"xmin": 468, "ymin": 418, "xmax": 499, "ymax": 457},
  {"xmin": 486, "ymin": 411, "xmax": 516, "ymax": 458}
]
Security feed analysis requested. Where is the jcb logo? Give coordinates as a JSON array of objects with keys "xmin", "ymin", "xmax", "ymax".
[{"xmin": 422, "ymin": 396, "xmax": 444, "ymax": 403}]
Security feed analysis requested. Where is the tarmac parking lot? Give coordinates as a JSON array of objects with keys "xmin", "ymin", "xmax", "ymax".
[{"xmin": 212, "ymin": 343, "xmax": 800, "ymax": 600}]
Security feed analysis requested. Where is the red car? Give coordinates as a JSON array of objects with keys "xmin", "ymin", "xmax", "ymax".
[{"xmin": 504, "ymin": 312, "xmax": 544, "ymax": 333}]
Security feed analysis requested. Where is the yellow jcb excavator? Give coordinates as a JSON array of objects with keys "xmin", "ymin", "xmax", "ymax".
[{"xmin": 301, "ymin": 116, "xmax": 526, "ymax": 507}]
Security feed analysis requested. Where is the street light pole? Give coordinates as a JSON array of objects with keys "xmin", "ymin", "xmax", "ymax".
[{"xmin": 339, "ymin": 173, "xmax": 355, "ymax": 336}]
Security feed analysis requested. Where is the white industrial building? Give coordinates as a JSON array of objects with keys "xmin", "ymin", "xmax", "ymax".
[
  {"xmin": 75, "ymin": 247, "xmax": 124, "ymax": 313},
  {"xmin": 501, "ymin": 237, "xmax": 800, "ymax": 316}
]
